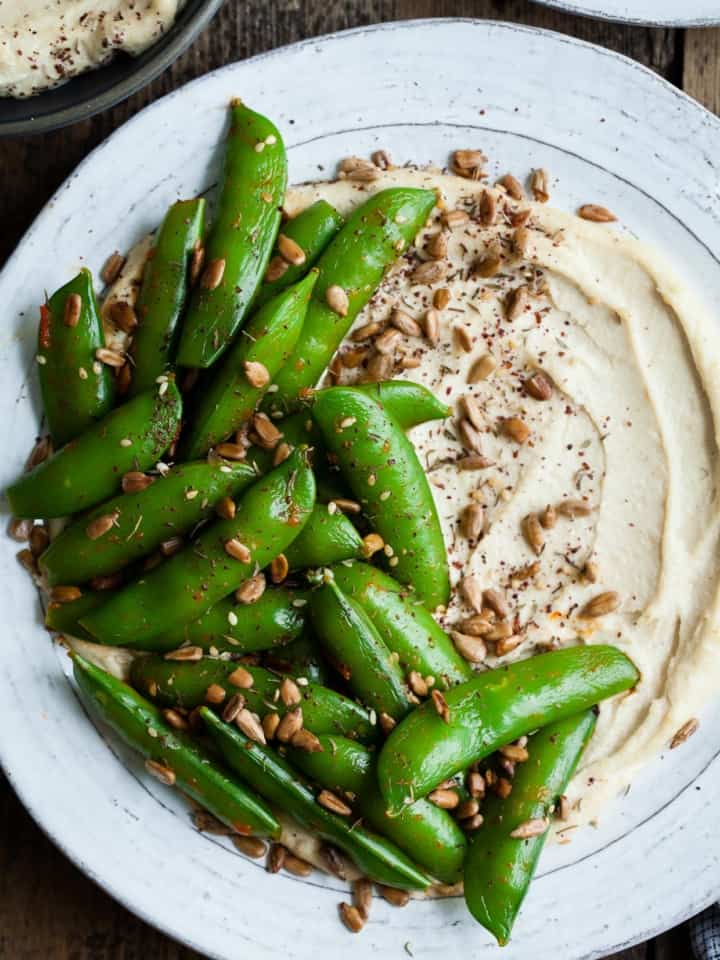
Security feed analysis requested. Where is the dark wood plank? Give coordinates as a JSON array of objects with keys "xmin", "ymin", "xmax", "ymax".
[{"xmin": 0, "ymin": 2, "xmax": 701, "ymax": 957}]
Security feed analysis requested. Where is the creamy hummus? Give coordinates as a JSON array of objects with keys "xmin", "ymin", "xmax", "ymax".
[
  {"xmin": 0, "ymin": 1, "xmax": 186, "ymax": 98},
  {"xmin": 286, "ymin": 168, "xmax": 720, "ymax": 830},
  {"xmin": 71, "ymin": 163, "xmax": 720, "ymax": 873}
]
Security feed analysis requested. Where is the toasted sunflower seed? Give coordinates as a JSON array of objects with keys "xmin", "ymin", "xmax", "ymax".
[
  {"xmin": 451, "ymin": 630, "xmax": 486, "ymax": 663},
  {"xmin": 581, "ymin": 591, "xmax": 620, "ymax": 618},
  {"xmin": 228, "ymin": 666, "xmax": 254, "ymax": 689},
  {"xmin": 431, "ymin": 689, "xmax": 450, "ymax": 723},
  {"xmin": 556, "ymin": 499, "xmax": 593, "ymax": 518},
  {"xmin": 265, "ymin": 256, "xmax": 289, "ymax": 283},
  {"xmin": 428, "ymin": 788, "xmax": 460, "ymax": 810},
  {"xmin": 277, "ymin": 233, "xmax": 307, "ymax": 266},
  {"xmin": 318, "ymin": 789, "xmax": 352, "ymax": 816},
  {"xmin": 524, "ymin": 370, "xmax": 553, "ymax": 401},
  {"xmin": 326, "ymin": 284, "xmax": 349, "ymax": 317},
  {"xmin": 145, "ymin": 759, "xmax": 176, "ymax": 786},
  {"xmin": 233, "ymin": 835, "xmax": 267, "ymax": 858},
  {"xmin": 276, "ymin": 707, "xmax": 303, "ymax": 743},
  {"xmin": 433, "ymin": 287, "xmax": 451, "ymax": 310},
  {"xmin": 339, "ymin": 902, "xmax": 365, "ymax": 933},
  {"xmin": 461, "ymin": 503, "xmax": 485, "ymax": 540},
  {"xmin": 63, "ymin": 293, "xmax": 82, "ymax": 328},
  {"xmin": 468, "ymin": 353, "xmax": 497, "ymax": 383},
  {"xmin": 262, "ymin": 712, "xmax": 280, "ymax": 740},
  {"xmin": 578, "ymin": 204, "xmax": 617, "ymax": 223},
  {"xmin": 291, "ymin": 728, "xmax": 324, "ymax": 752},
  {"xmin": 205, "ymin": 683, "xmax": 226, "ymax": 705},
  {"xmin": 201, "ymin": 257, "xmax": 226, "ymax": 290},
  {"xmin": 510, "ymin": 817, "xmax": 549, "ymax": 839},
  {"xmin": 378, "ymin": 885, "xmax": 410, "ymax": 907},
  {"xmin": 501, "ymin": 417, "xmax": 531, "ymax": 444},
  {"xmin": 235, "ymin": 707, "xmax": 266, "ymax": 744},
  {"xmin": 497, "ymin": 173, "xmax": 524, "ymax": 200},
  {"xmin": 670, "ymin": 718, "xmax": 699, "ymax": 749},
  {"xmin": 49, "ymin": 584, "xmax": 82, "ymax": 603},
  {"xmin": 164, "ymin": 645, "xmax": 203, "ymax": 662},
  {"xmin": 101, "ymin": 251, "xmax": 126, "ymax": 285},
  {"xmin": 267, "ymin": 843, "xmax": 286, "ymax": 873},
  {"xmin": 109, "ymin": 300, "xmax": 138, "ymax": 334},
  {"xmin": 530, "ymin": 169, "xmax": 550, "ymax": 203},
  {"xmin": 412, "ymin": 261, "xmax": 447, "ymax": 285},
  {"xmin": 235, "ymin": 574, "xmax": 266, "ymax": 605},
  {"xmin": 391, "ymin": 309, "xmax": 423, "ymax": 338},
  {"xmin": 522, "ymin": 513, "xmax": 544, "ymax": 556},
  {"xmin": 122, "ymin": 471, "xmax": 154, "ymax": 493},
  {"xmin": 540, "ymin": 504, "xmax": 557, "ymax": 529},
  {"xmin": 426, "ymin": 231, "xmax": 448, "ymax": 260},
  {"xmin": 243, "ymin": 360, "xmax": 270, "ymax": 388}
]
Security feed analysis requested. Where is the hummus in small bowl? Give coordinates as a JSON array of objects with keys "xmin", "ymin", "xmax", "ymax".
[{"xmin": 0, "ymin": 1, "xmax": 188, "ymax": 99}]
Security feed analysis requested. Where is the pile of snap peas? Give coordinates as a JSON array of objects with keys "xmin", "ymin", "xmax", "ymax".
[{"xmin": 6, "ymin": 99, "xmax": 641, "ymax": 943}]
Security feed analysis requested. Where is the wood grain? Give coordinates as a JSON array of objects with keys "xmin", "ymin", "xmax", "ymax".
[
  {"xmin": 0, "ymin": 1, "xmax": 708, "ymax": 956},
  {"xmin": 683, "ymin": 27, "xmax": 720, "ymax": 114}
]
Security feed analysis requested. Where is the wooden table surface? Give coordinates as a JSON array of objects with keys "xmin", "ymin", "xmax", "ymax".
[{"xmin": 1, "ymin": 1, "xmax": 717, "ymax": 956}]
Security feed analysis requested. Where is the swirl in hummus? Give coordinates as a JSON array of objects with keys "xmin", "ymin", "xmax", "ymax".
[{"xmin": 0, "ymin": 0, "xmax": 186, "ymax": 98}]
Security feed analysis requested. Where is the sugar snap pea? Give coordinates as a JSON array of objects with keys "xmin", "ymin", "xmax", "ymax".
[
  {"xmin": 201, "ymin": 707, "xmax": 432, "ymax": 889},
  {"xmin": 288, "ymin": 735, "xmax": 466, "ymax": 884},
  {"xmin": 262, "ymin": 633, "xmax": 329, "ymax": 685},
  {"xmin": 128, "ymin": 198, "xmax": 206, "ymax": 395},
  {"xmin": 312, "ymin": 387, "xmax": 449, "ymax": 609},
  {"xmin": 310, "ymin": 575, "xmax": 411, "ymax": 719},
  {"xmin": 40, "ymin": 460, "xmax": 254, "ymax": 586},
  {"xmin": 267, "ymin": 188, "xmax": 436, "ymax": 414},
  {"xmin": 130, "ymin": 657, "xmax": 375, "ymax": 742},
  {"xmin": 177, "ymin": 101, "xmax": 287, "ymax": 368},
  {"xmin": 464, "ymin": 710, "xmax": 597, "ymax": 943},
  {"xmin": 45, "ymin": 591, "xmax": 103, "ymax": 640},
  {"xmin": 73, "ymin": 652, "xmax": 279, "ymax": 837},
  {"xmin": 255, "ymin": 200, "xmax": 343, "ymax": 307},
  {"xmin": 182, "ymin": 271, "xmax": 317, "ymax": 459},
  {"xmin": 37, "ymin": 269, "xmax": 114, "ymax": 446},
  {"xmin": 79, "ymin": 449, "xmax": 315, "ymax": 647},
  {"xmin": 378, "ymin": 645, "xmax": 639, "ymax": 815},
  {"xmin": 7, "ymin": 383, "xmax": 182, "ymax": 520},
  {"xmin": 142, "ymin": 586, "xmax": 310, "ymax": 654},
  {"xmin": 331, "ymin": 562, "xmax": 471, "ymax": 688},
  {"xmin": 283, "ymin": 504, "xmax": 362, "ymax": 570}
]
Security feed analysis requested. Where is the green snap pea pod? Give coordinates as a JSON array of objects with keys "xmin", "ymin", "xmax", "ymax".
[
  {"xmin": 378, "ymin": 645, "xmax": 639, "ymax": 816},
  {"xmin": 312, "ymin": 387, "xmax": 449, "ymax": 610},
  {"xmin": 45, "ymin": 591, "xmax": 103, "ymax": 640},
  {"xmin": 354, "ymin": 382, "xmax": 451, "ymax": 430},
  {"xmin": 177, "ymin": 101, "xmax": 287, "ymax": 368},
  {"xmin": 288, "ymin": 735, "xmax": 466, "ymax": 884},
  {"xmin": 201, "ymin": 707, "xmax": 431, "ymax": 889},
  {"xmin": 39, "ymin": 460, "xmax": 254, "ymax": 586},
  {"xmin": 142, "ymin": 586, "xmax": 310, "ymax": 654},
  {"xmin": 73, "ymin": 652, "xmax": 279, "ymax": 837},
  {"xmin": 255, "ymin": 200, "xmax": 344, "ymax": 307},
  {"xmin": 7, "ymin": 383, "xmax": 182, "ymax": 520},
  {"xmin": 267, "ymin": 188, "xmax": 436, "ymax": 414},
  {"xmin": 79, "ymin": 449, "xmax": 315, "ymax": 647},
  {"xmin": 331, "ymin": 562, "xmax": 471, "ymax": 689},
  {"xmin": 283, "ymin": 504, "xmax": 362, "ymax": 570},
  {"xmin": 248, "ymin": 382, "xmax": 451, "ymax": 507},
  {"xmin": 262, "ymin": 633, "xmax": 329, "ymax": 685},
  {"xmin": 37, "ymin": 269, "xmax": 115, "ymax": 446},
  {"xmin": 310, "ymin": 576, "xmax": 411, "ymax": 720},
  {"xmin": 130, "ymin": 658, "xmax": 375, "ymax": 742},
  {"xmin": 183, "ymin": 271, "xmax": 317, "ymax": 459},
  {"xmin": 128, "ymin": 198, "xmax": 206, "ymax": 395},
  {"xmin": 465, "ymin": 711, "xmax": 597, "ymax": 944}
]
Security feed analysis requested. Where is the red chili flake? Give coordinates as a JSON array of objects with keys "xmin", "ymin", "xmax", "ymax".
[{"xmin": 38, "ymin": 304, "xmax": 52, "ymax": 350}]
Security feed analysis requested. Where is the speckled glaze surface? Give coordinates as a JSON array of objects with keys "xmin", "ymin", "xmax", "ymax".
[
  {"xmin": 530, "ymin": 0, "xmax": 720, "ymax": 25},
  {"xmin": 0, "ymin": 20, "xmax": 719, "ymax": 960}
]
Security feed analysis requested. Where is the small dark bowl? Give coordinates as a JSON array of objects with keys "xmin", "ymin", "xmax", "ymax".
[{"xmin": 0, "ymin": 0, "xmax": 224, "ymax": 137}]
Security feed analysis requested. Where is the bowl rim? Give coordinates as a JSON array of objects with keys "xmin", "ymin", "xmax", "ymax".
[{"xmin": 0, "ymin": 0, "xmax": 225, "ymax": 138}]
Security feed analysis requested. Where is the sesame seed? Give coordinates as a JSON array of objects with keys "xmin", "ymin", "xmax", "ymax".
[
  {"xmin": 228, "ymin": 611, "xmax": 238, "ymax": 626},
  {"xmin": 78, "ymin": 367, "xmax": 88, "ymax": 379},
  {"xmin": 120, "ymin": 438, "xmax": 132, "ymax": 447},
  {"xmin": 36, "ymin": 355, "xmax": 47, "ymax": 365},
  {"xmin": 254, "ymin": 141, "xmax": 265, "ymax": 152}
]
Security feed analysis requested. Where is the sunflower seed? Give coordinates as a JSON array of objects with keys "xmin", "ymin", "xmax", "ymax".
[
  {"xmin": 581, "ymin": 591, "xmax": 620, "ymax": 618},
  {"xmin": 578, "ymin": 204, "xmax": 617, "ymax": 223}
]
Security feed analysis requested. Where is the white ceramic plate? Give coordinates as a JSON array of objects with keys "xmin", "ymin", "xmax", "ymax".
[
  {"xmin": 1, "ymin": 19, "xmax": 719, "ymax": 960},
  {"xmin": 531, "ymin": 0, "xmax": 720, "ymax": 25}
]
